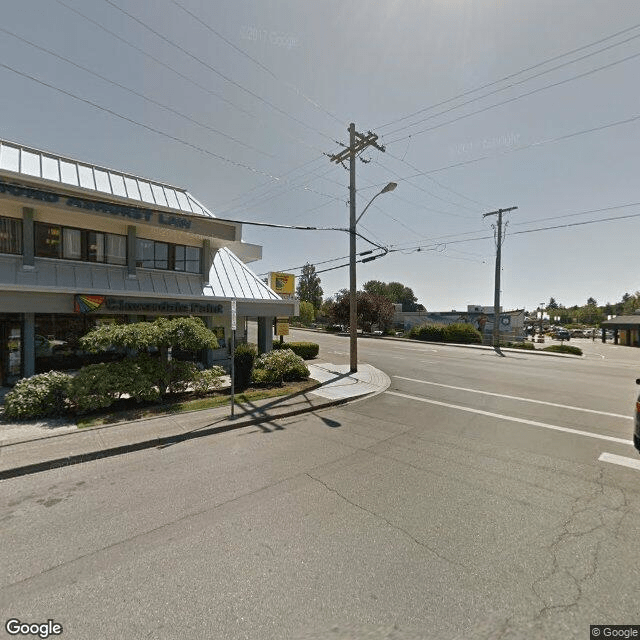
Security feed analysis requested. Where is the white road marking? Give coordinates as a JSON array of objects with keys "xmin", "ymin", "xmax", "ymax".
[
  {"xmin": 385, "ymin": 390, "xmax": 634, "ymax": 445},
  {"xmin": 599, "ymin": 452, "xmax": 640, "ymax": 470},
  {"xmin": 394, "ymin": 376, "xmax": 633, "ymax": 420}
]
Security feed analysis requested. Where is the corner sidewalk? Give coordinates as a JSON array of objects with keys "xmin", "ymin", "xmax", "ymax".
[{"xmin": 0, "ymin": 364, "xmax": 390, "ymax": 480}]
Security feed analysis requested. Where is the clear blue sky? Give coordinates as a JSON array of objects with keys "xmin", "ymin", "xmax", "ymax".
[{"xmin": 2, "ymin": 0, "xmax": 639, "ymax": 311}]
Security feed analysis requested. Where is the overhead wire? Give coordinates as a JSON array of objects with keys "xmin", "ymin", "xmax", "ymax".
[
  {"xmin": 0, "ymin": 25, "xmax": 273, "ymax": 158},
  {"xmin": 102, "ymin": 0, "xmax": 336, "ymax": 143},
  {"xmin": 384, "ymin": 49, "xmax": 640, "ymax": 144},
  {"xmin": 377, "ymin": 20, "xmax": 640, "ymax": 130},
  {"xmin": 168, "ymin": 0, "xmax": 345, "ymax": 126}
]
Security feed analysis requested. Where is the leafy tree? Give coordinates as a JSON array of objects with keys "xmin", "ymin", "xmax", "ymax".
[
  {"xmin": 295, "ymin": 301, "xmax": 315, "ymax": 325},
  {"xmin": 326, "ymin": 290, "xmax": 394, "ymax": 332},
  {"xmin": 362, "ymin": 280, "xmax": 420, "ymax": 311},
  {"xmin": 80, "ymin": 317, "xmax": 219, "ymax": 396},
  {"xmin": 547, "ymin": 297, "xmax": 559, "ymax": 310},
  {"xmin": 296, "ymin": 263, "xmax": 323, "ymax": 310},
  {"xmin": 587, "ymin": 297, "xmax": 598, "ymax": 306}
]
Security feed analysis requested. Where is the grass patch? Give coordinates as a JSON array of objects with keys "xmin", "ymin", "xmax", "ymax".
[{"xmin": 77, "ymin": 379, "xmax": 319, "ymax": 428}]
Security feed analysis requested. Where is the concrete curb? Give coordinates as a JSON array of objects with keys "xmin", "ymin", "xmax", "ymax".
[{"xmin": 0, "ymin": 389, "xmax": 374, "ymax": 481}]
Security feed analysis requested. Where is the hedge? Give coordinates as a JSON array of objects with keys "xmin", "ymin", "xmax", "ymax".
[
  {"xmin": 272, "ymin": 341, "xmax": 319, "ymax": 360},
  {"xmin": 409, "ymin": 322, "xmax": 482, "ymax": 344},
  {"xmin": 542, "ymin": 344, "xmax": 583, "ymax": 356},
  {"xmin": 3, "ymin": 371, "xmax": 73, "ymax": 420},
  {"xmin": 252, "ymin": 349, "xmax": 310, "ymax": 385}
]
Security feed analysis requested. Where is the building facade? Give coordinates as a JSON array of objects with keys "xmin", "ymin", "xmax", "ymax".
[{"xmin": 0, "ymin": 139, "xmax": 296, "ymax": 386}]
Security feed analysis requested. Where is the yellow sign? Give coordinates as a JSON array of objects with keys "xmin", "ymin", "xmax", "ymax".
[
  {"xmin": 270, "ymin": 272, "xmax": 295, "ymax": 295},
  {"xmin": 275, "ymin": 317, "xmax": 290, "ymax": 336}
]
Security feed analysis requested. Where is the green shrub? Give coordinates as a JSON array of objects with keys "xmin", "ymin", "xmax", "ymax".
[
  {"xmin": 166, "ymin": 360, "xmax": 199, "ymax": 394},
  {"xmin": 272, "ymin": 341, "xmax": 319, "ymax": 360},
  {"xmin": 443, "ymin": 323, "xmax": 483, "ymax": 344},
  {"xmin": 252, "ymin": 349, "xmax": 309, "ymax": 385},
  {"xmin": 69, "ymin": 356, "xmax": 164, "ymax": 414},
  {"xmin": 234, "ymin": 342, "xmax": 257, "ymax": 391},
  {"xmin": 191, "ymin": 366, "xmax": 225, "ymax": 397},
  {"xmin": 3, "ymin": 371, "xmax": 73, "ymax": 420},
  {"xmin": 503, "ymin": 341, "xmax": 535, "ymax": 350},
  {"xmin": 542, "ymin": 345, "xmax": 583, "ymax": 356},
  {"xmin": 409, "ymin": 323, "xmax": 446, "ymax": 342}
]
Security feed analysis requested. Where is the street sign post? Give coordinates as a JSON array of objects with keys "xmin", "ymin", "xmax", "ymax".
[{"xmin": 230, "ymin": 299, "xmax": 236, "ymax": 418}]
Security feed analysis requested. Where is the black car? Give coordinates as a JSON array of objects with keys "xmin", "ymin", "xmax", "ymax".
[
  {"xmin": 552, "ymin": 329, "xmax": 571, "ymax": 341},
  {"xmin": 634, "ymin": 378, "xmax": 640, "ymax": 453}
]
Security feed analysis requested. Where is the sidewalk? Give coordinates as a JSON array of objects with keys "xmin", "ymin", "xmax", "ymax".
[{"xmin": 0, "ymin": 363, "xmax": 390, "ymax": 480}]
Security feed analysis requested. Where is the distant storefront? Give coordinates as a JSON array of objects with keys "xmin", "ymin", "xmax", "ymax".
[
  {"xmin": 601, "ymin": 312, "xmax": 640, "ymax": 347},
  {"xmin": 0, "ymin": 139, "xmax": 296, "ymax": 385},
  {"xmin": 396, "ymin": 305, "xmax": 526, "ymax": 343}
]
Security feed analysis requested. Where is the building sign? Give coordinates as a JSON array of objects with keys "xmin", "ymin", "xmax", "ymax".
[
  {"xmin": 0, "ymin": 180, "xmax": 192, "ymax": 229},
  {"xmin": 269, "ymin": 272, "xmax": 295, "ymax": 296},
  {"xmin": 74, "ymin": 294, "xmax": 223, "ymax": 315},
  {"xmin": 275, "ymin": 317, "xmax": 290, "ymax": 336}
]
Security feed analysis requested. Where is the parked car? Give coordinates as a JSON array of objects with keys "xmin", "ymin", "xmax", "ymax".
[
  {"xmin": 552, "ymin": 329, "xmax": 571, "ymax": 341},
  {"xmin": 634, "ymin": 378, "xmax": 640, "ymax": 454}
]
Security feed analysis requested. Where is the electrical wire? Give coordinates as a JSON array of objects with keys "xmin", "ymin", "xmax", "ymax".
[
  {"xmin": 384, "ymin": 49, "xmax": 640, "ymax": 144},
  {"xmin": 168, "ymin": 0, "xmax": 345, "ymax": 126},
  {"xmin": 0, "ymin": 25, "xmax": 273, "ymax": 158},
  {"xmin": 377, "ymin": 21, "xmax": 640, "ymax": 130},
  {"xmin": 53, "ymin": 0, "xmax": 326, "ymax": 154},
  {"xmin": 0, "ymin": 62, "xmax": 282, "ymax": 180},
  {"xmin": 102, "ymin": 0, "xmax": 336, "ymax": 143}
]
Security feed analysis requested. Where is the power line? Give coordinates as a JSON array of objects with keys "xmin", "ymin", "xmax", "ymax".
[
  {"xmin": 362, "ymin": 113, "xmax": 640, "ymax": 188},
  {"xmin": 168, "ymin": 0, "xmax": 344, "ymax": 126},
  {"xmin": 53, "ymin": 0, "xmax": 327, "ymax": 154},
  {"xmin": 102, "ymin": 0, "xmax": 336, "ymax": 143},
  {"xmin": 384, "ymin": 48, "xmax": 640, "ymax": 144},
  {"xmin": 0, "ymin": 25, "xmax": 273, "ymax": 158},
  {"xmin": 377, "ymin": 21, "xmax": 640, "ymax": 130},
  {"xmin": 0, "ymin": 62, "xmax": 282, "ymax": 180}
]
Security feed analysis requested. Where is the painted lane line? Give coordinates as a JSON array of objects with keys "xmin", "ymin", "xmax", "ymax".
[
  {"xmin": 394, "ymin": 376, "xmax": 632, "ymax": 420},
  {"xmin": 598, "ymin": 452, "xmax": 640, "ymax": 470},
  {"xmin": 385, "ymin": 390, "xmax": 634, "ymax": 446}
]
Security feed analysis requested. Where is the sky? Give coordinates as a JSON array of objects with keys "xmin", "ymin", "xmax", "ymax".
[{"xmin": 1, "ymin": 0, "xmax": 639, "ymax": 312}]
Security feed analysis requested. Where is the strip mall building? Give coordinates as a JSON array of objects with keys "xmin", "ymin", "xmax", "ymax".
[{"xmin": 0, "ymin": 139, "xmax": 296, "ymax": 386}]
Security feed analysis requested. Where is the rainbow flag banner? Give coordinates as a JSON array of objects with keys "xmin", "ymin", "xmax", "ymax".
[{"xmin": 74, "ymin": 295, "xmax": 105, "ymax": 313}]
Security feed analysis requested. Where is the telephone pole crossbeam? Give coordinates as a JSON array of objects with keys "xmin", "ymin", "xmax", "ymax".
[{"xmin": 483, "ymin": 206, "xmax": 518, "ymax": 356}]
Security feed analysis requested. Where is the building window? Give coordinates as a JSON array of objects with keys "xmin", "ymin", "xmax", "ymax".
[
  {"xmin": 137, "ymin": 239, "xmax": 200, "ymax": 272},
  {"xmin": 175, "ymin": 245, "xmax": 201, "ymax": 273},
  {"xmin": 63, "ymin": 228, "xmax": 82, "ymax": 260},
  {"xmin": 35, "ymin": 223, "xmax": 62, "ymax": 258},
  {"xmin": 0, "ymin": 216, "xmax": 22, "ymax": 254},
  {"xmin": 106, "ymin": 234, "xmax": 126, "ymax": 265}
]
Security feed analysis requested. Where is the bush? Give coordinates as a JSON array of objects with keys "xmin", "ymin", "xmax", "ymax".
[
  {"xmin": 3, "ymin": 371, "xmax": 73, "ymax": 420},
  {"xmin": 234, "ymin": 342, "xmax": 257, "ymax": 391},
  {"xmin": 503, "ymin": 341, "xmax": 535, "ymax": 350},
  {"xmin": 542, "ymin": 345, "xmax": 583, "ymax": 356},
  {"xmin": 443, "ymin": 323, "xmax": 483, "ymax": 344},
  {"xmin": 191, "ymin": 366, "xmax": 225, "ymax": 397},
  {"xmin": 252, "ymin": 349, "xmax": 310, "ymax": 385},
  {"xmin": 69, "ymin": 356, "xmax": 164, "ymax": 414},
  {"xmin": 272, "ymin": 341, "xmax": 319, "ymax": 360},
  {"xmin": 409, "ymin": 323, "xmax": 446, "ymax": 342}
]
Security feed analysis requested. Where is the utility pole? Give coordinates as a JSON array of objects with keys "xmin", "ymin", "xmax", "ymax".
[
  {"xmin": 329, "ymin": 123, "xmax": 385, "ymax": 372},
  {"xmin": 483, "ymin": 206, "xmax": 517, "ymax": 356}
]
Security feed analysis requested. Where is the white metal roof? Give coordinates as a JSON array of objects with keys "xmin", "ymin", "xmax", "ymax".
[{"xmin": 0, "ymin": 139, "xmax": 212, "ymax": 217}]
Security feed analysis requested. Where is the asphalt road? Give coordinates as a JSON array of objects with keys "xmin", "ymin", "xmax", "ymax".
[{"xmin": 1, "ymin": 332, "xmax": 639, "ymax": 640}]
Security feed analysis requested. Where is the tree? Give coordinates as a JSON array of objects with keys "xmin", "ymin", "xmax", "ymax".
[
  {"xmin": 296, "ymin": 263, "xmax": 323, "ymax": 310},
  {"xmin": 326, "ymin": 290, "xmax": 395, "ymax": 332},
  {"xmin": 295, "ymin": 301, "xmax": 315, "ymax": 325},
  {"xmin": 80, "ymin": 317, "xmax": 219, "ymax": 395},
  {"xmin": 363, "ymin": 280, "xmax": 420, "ymax": 311},
  {"xmin": 587, "ymin": 297, "xmax": 598, "ymax": 306},
  {"xmin": 547, "ymin": 297, "xmax": 559, "ymax": 310}
]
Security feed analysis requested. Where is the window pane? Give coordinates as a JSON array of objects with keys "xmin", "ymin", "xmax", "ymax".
[
  {"xmin": 0, "ymin": 216, "xmax": 22, "ymax": 254},
  {"xmin": 185, "ymin": 246, "xmax": 200, "ymax": 273},
  {"xmin": 174, "ymin": 245, "xmax": 185, "ymax": 271},
  {"xmin": 154, "ymin": 242, "xmax": 168, "ymax": 269},
  {"xmin": 106, "ymin": 234, "xmax": 126, "ymax": 265},
  {"xmin": 136, "ymin": 238, "xmax": 155, "ymax": 268},
  {"xmin": 63, "ymin": 228, "xmax": 82, "ymax": 260},
  {"xmin": 35, "ymin": 224, "xmax": 62, "ymax": 258},
  {"xmin": 88, "ymin": 232, "xmax": 105, "ymax": 262}
]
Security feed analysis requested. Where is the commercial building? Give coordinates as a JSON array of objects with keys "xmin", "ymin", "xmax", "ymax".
[
  {"xmin": 601, "ymin": 311, "xmax": 640, "ymax": 347},
  {"xmin": 0, "ymin": 139, "xmax": 296, "ymax": 386}
]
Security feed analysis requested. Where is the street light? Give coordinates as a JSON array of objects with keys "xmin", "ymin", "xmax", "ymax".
[{"xmin": 349, "ymin": 182, "xmax": 398, "ymax": 372}]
